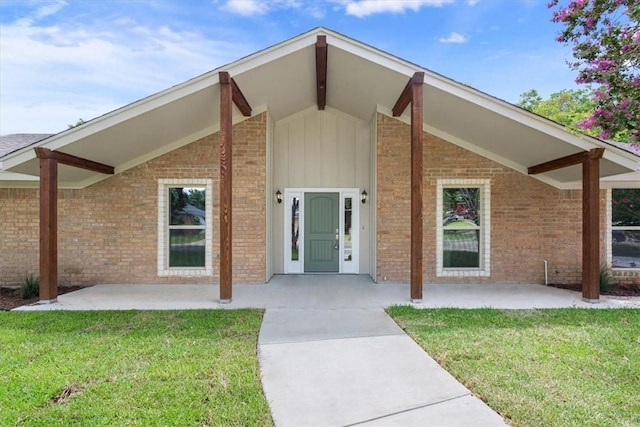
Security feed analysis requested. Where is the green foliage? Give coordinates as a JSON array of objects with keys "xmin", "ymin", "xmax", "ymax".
[
  {"xmin": 612, "ymin": 189, "xmax": 640, "ymax": 226},
  {"xmin": 388, "ymin": 307, "xmax": 640, "ymax": 427},
  {"xmin": 517, "ymin": 87, "xmax": 600, "ymax": 136},
  {"xmin": 599, "ymin": 264, "xmax": 613, "ymax": 292},
  {"xmin": 0, "ymin": 310, "xmax": 272, "ymax": 426},
  {"xmin": 67, "ymin": 118, "xmax": 86, "ymax": 129},
  {"xmin": 548, "ymin": 0, "xmax": 639, "ymax": 143},
  {"xmin": 20, "ymin": 272, "xmax": 39, "ymax": 299}
]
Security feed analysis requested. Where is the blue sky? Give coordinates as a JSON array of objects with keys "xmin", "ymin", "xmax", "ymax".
[{"xmin": 0, "ymin": 0, "xmax": 580, "ymax": 134}]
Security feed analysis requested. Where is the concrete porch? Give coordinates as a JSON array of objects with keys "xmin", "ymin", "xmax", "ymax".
[{"xmin": 14, "ymin": 275, "xmax": 640, "ymax": 311}]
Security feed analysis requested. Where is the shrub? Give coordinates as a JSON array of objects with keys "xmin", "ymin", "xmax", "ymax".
[
  {"xmin": 599, "ymin": 265, "xmax": 613, "ymax": 292},
  {"xmin": 20, "ymin": 273, "xmax": 39, "ymax": 299}
]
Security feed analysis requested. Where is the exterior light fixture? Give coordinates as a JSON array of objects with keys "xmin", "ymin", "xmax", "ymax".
[
  {"xmin": 361, "ymin": 190, "xmax": 368, "ymax": 204},
  {"xmin": 276, "ymin": 190, "xmax": 283, "ymax": 204}
]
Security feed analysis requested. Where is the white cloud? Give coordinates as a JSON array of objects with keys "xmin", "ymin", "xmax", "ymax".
[
  {"xmin": 341, "ymin": 0, "xmax": 453, "ymax": 18},
  {"xmin": 0, "ymin": 4, "xmax": 253, "ymax": 134},
  {"xmin": 221, "ymin": 0, "xmax": 305, "ymax": 16},
  {"xmin": 466, "ymin": 0, "xmax": 479, "ymax": 5},
  {"xmin": 222, "ymin": 0, "xmax": 269, "ymax": 16},
  {"xmin": 438, "ymin": 32, "xmax": 468, "ymax": 43}
]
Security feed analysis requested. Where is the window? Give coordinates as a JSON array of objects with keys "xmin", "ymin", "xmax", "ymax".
[
  {"xmin": 610, "ymin": 189, "xmax": 640, "ymax": 269},
  {"xmin": 158, "ymin": 179, "xmax": 212, "ymax": 276},
  {"xmin": 436, "ymin": 179, "xmax": 490, "ymax": 277}
]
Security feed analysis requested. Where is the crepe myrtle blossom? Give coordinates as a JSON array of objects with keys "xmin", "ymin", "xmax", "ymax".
[{"xmin": 548, "ymin": 0, "xmax": 640, "ymax": 145}]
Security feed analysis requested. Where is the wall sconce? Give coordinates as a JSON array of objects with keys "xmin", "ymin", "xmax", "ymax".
[
  {"xmin": 361, "ymin": 190, "xmax": 368, "ymax": 204},
  {"xmin": 276, "ymin": 189, "xmax": 282, "ymax": 204}
]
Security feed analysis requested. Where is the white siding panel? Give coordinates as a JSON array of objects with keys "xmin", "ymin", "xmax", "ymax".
[
  {"xmin": 271, "ymin": 106, "xmax": 372, "ymax": 274},
  {"xmin": 338, "ymin": 115, "xmax": 356, "ymax": 186},
  {"xmin": 304, "ymin": 114, "xmax": 323, "ymax": 187},
  {"xmin": 322, "ymin": 113, "xmax": 338, "ymax": 187}
]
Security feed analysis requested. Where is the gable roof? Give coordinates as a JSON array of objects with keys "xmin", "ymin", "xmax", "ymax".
[{"xmin": 1, "ymin": 27, "xmax": 638, "ymax": 189}]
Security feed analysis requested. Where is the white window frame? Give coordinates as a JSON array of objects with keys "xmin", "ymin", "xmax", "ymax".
[
  {"xmin": 157, "ymin": 179, "xmax": 213, "ymax": 277},
  {"xmin": 283, "ymin": 188, "xmax": 360, "ymax": 274},
  {"xmin": 436, "ymin": 179, "xmax": 491, "ymax": 277},
  {"xmin": 606, "ymin": 189, "xmax": 640, "ymax": 271}
]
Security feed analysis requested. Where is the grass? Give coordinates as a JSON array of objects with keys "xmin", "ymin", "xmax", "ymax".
[
  {"xmin": 0, "ymin": 310, "xmax": 272, "ymax": 426},
  {"xmin": 387, "ymin": 307, "xmax": 640, "ymax": 427}
]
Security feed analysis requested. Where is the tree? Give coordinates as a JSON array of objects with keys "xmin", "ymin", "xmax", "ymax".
[
  {"xmin": 517, "ymin": 87, "xmax": 601, "ymax": 135},
  {"xmin": 548, "ymin": 0, "xmax": 639, "ymax": 144}
]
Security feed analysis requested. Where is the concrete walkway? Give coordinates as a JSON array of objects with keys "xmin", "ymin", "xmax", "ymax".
[
  {"xmin": 13, "ymin": 276, "xmax": 639, "ymax": 426},
  {"xmin": 259, "ymin": 308, "xmax": 507, "ymax": 426}
]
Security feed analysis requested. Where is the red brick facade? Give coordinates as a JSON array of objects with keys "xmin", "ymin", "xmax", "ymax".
[
  {"xmin": 0, "ymin": 113, "xmax": 267, "ymax": 286},
  {"xmin": 1, "ymin": 111, "xmax": 637, "ymax": 287},
  {"xmin": 375, "ymin": 113, "xmax": 611, "ymax": 285}
]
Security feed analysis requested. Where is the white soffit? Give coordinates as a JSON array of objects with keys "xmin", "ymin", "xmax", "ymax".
[{"xmin": 1, "ymin": 27, "xmax": 637, "ymax": 189}]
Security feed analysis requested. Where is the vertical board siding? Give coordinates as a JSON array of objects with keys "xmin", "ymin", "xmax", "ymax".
[{"xmin": 272, "ymin": 106, "xmax": 372, "ymax": 274}]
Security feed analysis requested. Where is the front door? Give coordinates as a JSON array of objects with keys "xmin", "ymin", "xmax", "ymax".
[{"xmin": 304, "ymin": 192, "xmax": 339, "ymax": 272}]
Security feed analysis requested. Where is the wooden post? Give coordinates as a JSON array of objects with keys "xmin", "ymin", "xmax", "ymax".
[
  {"xmin": 411, "ymin": 72, "xmax": 424, "ymax": 302},
  {"xmin": 39, "ymin": 157, "xmax": 58, "ymax": 302},
  {"xmin": 582, "ymin": 148, "xmax": 603, "ymax": 301},
  {"xmin": 219, "ymin": 72, "xmax": 233, "ymax": 303}
]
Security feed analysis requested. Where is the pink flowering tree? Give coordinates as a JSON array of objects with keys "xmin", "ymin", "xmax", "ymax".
[{"xmin": 548, "ymin": 0, "xmax": 639, "ymax": 145}]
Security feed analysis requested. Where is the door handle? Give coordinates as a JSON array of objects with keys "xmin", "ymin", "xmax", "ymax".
[{"xmin": 334, "ymin": 229, "xmax": 339, "ymax": 250}]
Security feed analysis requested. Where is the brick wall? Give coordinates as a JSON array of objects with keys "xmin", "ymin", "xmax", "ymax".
[
  {"xmin": 0, "ymin": 113, "xmax": 266, "ymax": 286},
  {"xmin": 376, "ymin": 113, "xmax": 619, "ymax": 285}
]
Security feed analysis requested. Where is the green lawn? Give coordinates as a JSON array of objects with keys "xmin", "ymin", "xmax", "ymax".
[
  {"xmin": 1, "ymin": 310, "xmax": 272, "ymax": 426},
  {"xmin": 388, "ymin": 307, "xmax": 640, "ymax": 427}
]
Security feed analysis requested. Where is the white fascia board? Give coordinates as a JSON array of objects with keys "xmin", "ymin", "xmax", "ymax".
[
  {"xmin": 419, "ymin": 71, "xmax": 640, "ymax": 164},
  {"xmin": 58, "ymin": 104, "xmax": 268, "ymax": 189},
  {"xmin": 2, "ymin": 74, "xmax": 220, "ymax": 171},
  {"xmin": 326, "ymin": 33, "xmax": 418, "ymax": 77},
  {"xmin": 376, "ymin": 105, "xmax": 569, "ymax": 190},
  {"xmin": 223, "ymin": 33, "xmax": 318, "ymax": 77}
]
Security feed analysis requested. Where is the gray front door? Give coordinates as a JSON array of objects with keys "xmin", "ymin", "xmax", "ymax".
[{"xmin": 304, "ymin": 192, "xmax": 339, "ymax": 272}]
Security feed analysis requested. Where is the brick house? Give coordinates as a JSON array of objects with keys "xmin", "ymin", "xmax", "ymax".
[{"xmin": 1, "ymin": 28, "xmax": 638, "ymax": 303}]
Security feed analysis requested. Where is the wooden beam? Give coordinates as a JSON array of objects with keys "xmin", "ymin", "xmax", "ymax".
[
  {"xmin": 219, "ymin": 71, "xmax": 233, "ymax": 303},
  {"xmin": 316, "ymin": 35, "xmax": 328, "ymax": 110},
  {"xmin": 392, "ymin": 76, "xmax": 415, "ymax": 117},
  {"xmin": 230, "ymin": 78, "xmax": 252, "ymax": 117},
  {"xmin": 410, "ymin": 72, "xmax": 424, "ymax": 301},
  {"xmin": 527, "ymin": 150, "xmax": 594, "ymax": 175},
  {"xmin": 582, "ymin": 148, "xmax": 604, "ymax": 301},
  {"xmin": 34, "ymin": 147, "xmax": 114, "ymax": 175},
  {"xmin": 39, "ymin": 157, "xmax": 58, "ymax": 302}
]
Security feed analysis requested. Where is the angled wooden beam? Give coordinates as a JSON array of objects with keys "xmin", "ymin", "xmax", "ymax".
[
  {"xmin": 392, "ymin": 76, "xmax": 414, "ymax": 117},
  {"xmin": 582, "ymin": 148, "xmax": 604, "ymax": 302},
  {"xmin": 230, "ymin": 78, "xmax": 252, "ymax": 117},
  {"xmin": 410, "ymin": 72, "xmax": 424, "ymax": 302},
  {"xmin": 316, "ymin": 35, "xmax": 328, "ymax": 110},
  {"xmin": 34, "ymin": 147, "xmax": 114, "ymax": 175},
  {"xmin": 39, "ymin": 157, "xmax": 58, "ymax": 303},
  {"xmin": 527, "ymin": 150, "xmax": 595, "ymax": 175},
  {"xmin": 219, "ymin": 71, "xmax": 233, "ymax": 303}
]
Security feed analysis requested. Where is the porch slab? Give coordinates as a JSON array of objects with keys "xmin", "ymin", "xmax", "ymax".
[{"xmin": 13, "ymin": 276, "xmax": 640, "ymax": 311}]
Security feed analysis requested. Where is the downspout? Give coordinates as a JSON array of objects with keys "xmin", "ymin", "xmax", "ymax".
[{"xmin": 544, "ymin": 260, "xmax": 549, "ymax": 286}]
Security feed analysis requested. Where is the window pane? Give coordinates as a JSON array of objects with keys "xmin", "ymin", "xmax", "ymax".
[
  {"xmin": 612, "ymin": 230, "xmax": 640, "ymax": 268},
  {"xmin": 344, "ymin": 197, "xmax": 352, "ymax": 261},
  {"xmin": 443, "ymin": 188, "xmax": 480, "ymax": 227},
  {"xmin": 170, "ymin": 187, "xmax": 206, "ymax": 226},
  {"xmin": 169, "ymin": 229, "xmax": 205, "ymax": 267},
  {"xmin": 612, "ymin": 189, "xmax": 640, "ymax": 226},
  {"xmin": 443, "ymin": 230, "xmax": 479, "ymax": 268},
  {"xmin": 291, "ymin": 197, "xmax": 300, "ymax": 261}
]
